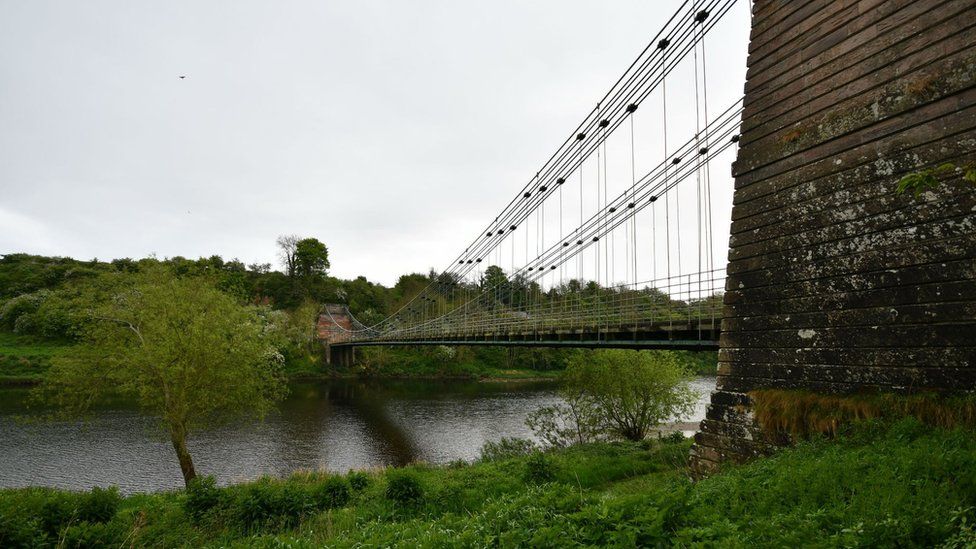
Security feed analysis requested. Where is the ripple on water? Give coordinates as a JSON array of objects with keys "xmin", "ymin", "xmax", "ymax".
[{"xmin": 0, "ymin": 377, "xmax": 716, "ymax": 493}]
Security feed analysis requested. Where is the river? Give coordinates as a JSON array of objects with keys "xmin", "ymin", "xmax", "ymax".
[{"xmin": 0, "ymin": 376, "xmax": 716, "ymax": 493}]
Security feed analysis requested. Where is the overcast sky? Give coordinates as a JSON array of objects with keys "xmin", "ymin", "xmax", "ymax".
[{"xmin": 1, "ymin": 1, "xmax": 750, "ymax": 286}]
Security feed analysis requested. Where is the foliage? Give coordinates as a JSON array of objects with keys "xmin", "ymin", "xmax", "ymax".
[
  {"xmin": 660, "ymin": 430, "xmax": 687, "ymax": 444},
  {"xmin": 0, "ymin": 254, "xmax": 108, "ymax": 301},
  {"xmin": 184, "ymin": 476, "xmax": 223, "ymax": 520},
  {"xmin": 293, "ymin": 238, "xmax": 330, "ymax": 278},
  {"xmin": 0, "ymin": 331, "xmax": 71, "ymax": 382},
  {"xmin": 526, "ymin": 387, "xmax": 604, "ymax": 448},
  {"xmin": 1, "ymin": 251, "xmax": 722, "ymax": 387},
  {"xmin": 26, "ymin": 486, "xmax": 121, "ymax": 543},
  {"xmin": 311, "ymin": 477, "xmax": 350, "ymax": 510},
  {"xmin": 0, "ymin": 291, "xmax": 48, "ymax": 330},
  {"xmin": 350, "ymin": 344, "xmax": 572, "ymax": 379},
  {"xmin": 0, "ymin": 511, "xmax": 36, "ymax": 549},
  {"xmin": 276, "ymin": 235, "xmax": 301, "ymax": 278},
  {"xmin": 385, "ymin": 472, "xmax": 424, "ymax": 506},
  {"xmin": 479, "ymin": 437, "xmax": 539, "ymax": 461},
  {"xmin": 76, "ymin": 486, "xmax": 121, "ymax": 524},
  {"xmin": 895, "ymin": 161, "xmax": 976, "ymax": 197},
  {"xmin": 61, "ymin": 520, "xmax": 124, "ymax": 547},
  {"xmin": 677, "ymin": 419, "xmax": 976, "ymax": 546},
  {"xmin": 523, "ymin": 452, "xmax": 556, "ymax": 483},
  {"xmin": 235, "ymin": 480, "xmax": 310, "ymax": 530},
  {"xmin": 542, "ymin": 350, "xmax": 699, "ymax": 442},
  {"xmin": 35, "ymin": 267, "xmax": 287, "ymax": 486},
  {"xmin": 346, "ymin": 471, "xmax": 370, "ymax": 492},
  {"xmin": 1, "ymin": 421, "xmax": 973, "ymax": 546}
]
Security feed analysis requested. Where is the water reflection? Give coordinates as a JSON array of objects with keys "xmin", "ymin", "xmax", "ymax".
[{"xmin": 0, "ymin": 377, "xmax": 715, "ymax": 493}]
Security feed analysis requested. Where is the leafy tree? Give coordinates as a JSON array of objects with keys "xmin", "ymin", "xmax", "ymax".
[
  {"xmin": 294, "ymin": 238, "xmax": 330, "ymax": 278},
  {"xmin": 572, "ymin": 350, "xmax": 699, "ymax": 441},
  {"xmin": 526, "ymin": 390, "xmax": 603, "ymax": 448},
  {"xmin": 36, "ymin": 268, "xmax": 287, "ymax": 486},
  {"xmin": 480, "ymin": 265, "xmax": 507, "ymax": 290},
  {"xmin": 276, "ymin": 235, "xmax": 300, "ymax": 278},
  {"xmin": 529, "ymin": 350, "xmax": 698, "ymax": 444}
]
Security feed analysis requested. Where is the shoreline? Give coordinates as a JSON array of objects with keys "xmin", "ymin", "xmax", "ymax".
[{"xmin": 2, "ymin": 371, "xmax": 562, "ymax": 388}]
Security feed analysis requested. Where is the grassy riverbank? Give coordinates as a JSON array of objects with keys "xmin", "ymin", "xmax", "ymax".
[
  {"xmin": 3, "ymin": 334, "xmax": 714, "ymax": 385},
  {"xmin": 0, "ymin": 332, "xmax": 69, "ymax": 384},
  {"xmin": 292, "ymin": 346, "xmax": 715, "ymax": 382},
  {"xmin": 1, "ymin": 418, "xmax": 973, "ymax": 547},
  {"xmin": 0, "ymin": 333, "xmax": 565, "ymax": 385}
]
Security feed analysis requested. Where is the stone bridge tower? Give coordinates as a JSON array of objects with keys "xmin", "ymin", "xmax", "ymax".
[
  {"xmin": 316, "ymin": 304, "xmax": 357, "ymax": 368},
  {"xmin": 692, "ymin": 0, "xmax": 976, "ymax": 470}
]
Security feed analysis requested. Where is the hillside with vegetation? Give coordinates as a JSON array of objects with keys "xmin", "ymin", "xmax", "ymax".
[{"xmin": 0, "ymin": 244, "xmax": 718, "ymax": 384}]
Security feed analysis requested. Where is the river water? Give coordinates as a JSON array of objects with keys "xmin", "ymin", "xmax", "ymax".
[{"xmin": 0, "ymin": 376, "xmax": 716, "ymax": 493}]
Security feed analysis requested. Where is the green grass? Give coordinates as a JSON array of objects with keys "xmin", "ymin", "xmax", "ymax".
[
  {"xmin": 1, "ymin": 418, "xmax": 974, "ymax": 547},
  {"xmin": 0, "ymin": 331, "xmax": 70, "ymax": 383},
  {"xmin": 282, "ymin": 352, "xmax": 327, "ymax": 379}
]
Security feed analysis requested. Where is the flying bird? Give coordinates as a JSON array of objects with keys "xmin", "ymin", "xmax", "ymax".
[{"xmin": 178, "ymin": 75, "xmax": 186, "ymax": 79}]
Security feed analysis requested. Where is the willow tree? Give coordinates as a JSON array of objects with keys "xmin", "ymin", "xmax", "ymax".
[{"xmin": 38, "ymin": 268, "xmax": 286, "ymax": 486}]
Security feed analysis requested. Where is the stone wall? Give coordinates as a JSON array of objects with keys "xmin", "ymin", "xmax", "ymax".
[
  {"xmin": 691, "ymin": 0, "xmax": 976, "ymax": 471},
  {"xmin": 317, "ymin": 305, "xmax": 358, "ymax": 367}
]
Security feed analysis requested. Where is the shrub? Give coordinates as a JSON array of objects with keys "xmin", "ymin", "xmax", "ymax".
[
  {"xmin": 523, "ymin": 452, "xmax": 556, "ymax": 483},
  {"xmin": 661, "ymin": 431, "xmax": 686, "ymax": 444},
  {"xmin": 39, "ymin": 494, "xmax": 75, "ymax": 535},
  {"xmin": 184, "ymin": 476, "xmax": 223, "ymax": 519},
  {"xmin": 311, "ymin": 477, "xmax": 350, "ymax": 510},
  {"xmin": 235, "ymin": 481, "xmax": 310, "ymax": 530},
  {"xmin": 526, "ymin": 396, "xmax": 603, "ymax": 448},
  {"xmin": 347, "ymin": 471, "xmax": 370, "ymax": 492},
  {"xmin": 0, "ymin": 512, "xmax": 38, "ymax": 549},
  {"xmin": 480, "ymin": 437, "xmax": 538, "ymax": 461},
  {"xmin": 431, "ymin": 482, "xmax": 464, "ymax": 510},
  {"xmin": 0, "ymin": 292, "xmax": 47, "ymax": 330},
  {"xmin": 35, "ymin": 487, "xmax": 118, "ymax": 538},
  {"xmin": 77, "ymin": 487, "xmax": 120, "ymax": 524},
  {"xmin": 61, "ymin": 521, "xmax": 122, "ymax": 547},
  {"xmin": 565, "ymin": 349, "xmax": 698, "ymax": 441},
  {"xmin": 385, "ymin": 472, "xmax": 424, "ymax": 506}
]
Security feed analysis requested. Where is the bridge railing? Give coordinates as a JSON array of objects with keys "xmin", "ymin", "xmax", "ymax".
[{"xmin": 332, "ymin": 268, "xmax": 725, "ymax": 343}]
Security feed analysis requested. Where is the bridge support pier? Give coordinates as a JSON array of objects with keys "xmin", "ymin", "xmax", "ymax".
[
  {"xmin": 325, "ymin": 345, "xmax": 355, "ymax": 369},
  {"xmin": 690, "ymin": 0, "xmax": 976, "ymax": 473}
]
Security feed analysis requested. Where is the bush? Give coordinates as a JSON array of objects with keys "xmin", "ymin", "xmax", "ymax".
[
  {"xmin": 77, "ymin": 487, "xmax": 120, "ymax": 524},
  {"xmin": 480, "ymin": 437, "xmax": 538, "ymax": 461},
  {"xmin": 312, "ymin": 477, "xmax": 350, "ymax": 510},
  {"xmin": 660, "ymin": 431, "xmax": 686, "ymax": 444},
  {"xmin": 35, "ymin": 487, "xmax": 119, "ymax": 539},
  {"xmin": 185, "ymin": 476, "xmax": 223, "ymax": 519},
  {"xmin": 385, "ymin": 472, "xmax": 424, "ymax": 506},
  {"xmin": 523, "ymin": 452, "xmax": 556, "ymax": 483},
  {"xmin": 61, "ymin": 521, "xmax": 122, "ymax": 548},
  {"xmin": 347, "ymin": 471, "xmax": 370, "ymax": 492},
  {"xmin": 39, "ymin": 494, "xmax": 75, "ymax": 535},
  {"xmin": 235, "ymin": 481, "xmax": 310, "ymax": 530},
  {"xmin": 0, "ymin": 512, "xmax": 38, "ymax": 549},
  {"xmin": 0, "ymin": 292, "xmax": 47, "ymax": 330},
  {"xmin": 565, "ymin": 350, "xmax": 698, "ymax": 441}
]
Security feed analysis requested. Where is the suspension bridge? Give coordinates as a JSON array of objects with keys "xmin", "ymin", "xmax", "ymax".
[
  {"xmin": 312, "ymin": 0, "xmax": 976, "ymax": 471},
  {"xmin": 318, "ymin": 0, "xmax": 743, "ymax": 364}
]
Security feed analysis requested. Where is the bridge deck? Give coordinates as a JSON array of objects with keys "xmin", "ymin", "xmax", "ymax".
[{"xmin": 330, "ymin": 320, "xmax": 720, "ymax": 351}]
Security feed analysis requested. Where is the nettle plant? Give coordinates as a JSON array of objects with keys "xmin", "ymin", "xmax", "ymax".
[{"xmin": 895, "ymin": 161, "xmax": 976, "ymax": 197}]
